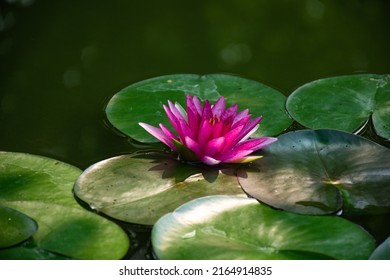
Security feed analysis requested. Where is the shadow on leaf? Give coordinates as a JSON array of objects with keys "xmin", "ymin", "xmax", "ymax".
[{"xmin": 132, "ymin": 151, "xmax": 240, "ymax": 184}]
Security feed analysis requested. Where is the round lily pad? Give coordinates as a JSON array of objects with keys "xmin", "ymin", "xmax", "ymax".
[
  {"xmin": 0, "ymin": 206, "xmax": 37, "ymax": 248},
  {"xmin": 0, "ymin": 152, "xmax": 129, "ymax": 259},
  {"xmin": 74, "ymin": 152, "xmax": 245, "ymax": 225},
  {"xmin": 286, "ymin": 74, "xmax": 390, "ymax": 139},
  {"xmin": 105, "ymin": 74, "xmax": 292, "ymax": 142},
  {"xmin": 152, "ymin": 195, "xmax": 375, "ymax": 260},
  {"xmin": 238, "ymin": 129, "xmax": 390, "ymax": 215}
]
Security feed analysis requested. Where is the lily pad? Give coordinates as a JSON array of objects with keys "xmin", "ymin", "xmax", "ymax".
[
  {"xmin": 0, "ymin": 206, "xmax": 37, "ymax": 248},
  {"xmin": 238, "ymin": 129, "xmax": 390, "ymax": 215},
  {"xmin": 74, "ymin": 152, "xmax": 245, "ymax": 225},
  {"xmin": 286, "ymin": 74, "xmax": 390, "ymax": 139},
  {"xmin": 152, "ymin": 195, "xmax": 375, "ymax": 260},
  {"xmin": 0, "ymin": 152, "xmax": 129, "ymax": 259},
  {"xmin": 105, "ymin": 74, "xmax": 292, "ymax": 142},
  {"xmin": 369, "ymin": 236, "xmax": 390, "ymax": 260}
]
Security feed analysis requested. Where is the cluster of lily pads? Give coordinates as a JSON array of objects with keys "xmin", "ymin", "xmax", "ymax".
[{"xmin": 1, "ymin": 73, "xmax": 389, "ymax": 260}]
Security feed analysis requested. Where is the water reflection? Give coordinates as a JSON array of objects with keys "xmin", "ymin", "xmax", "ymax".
[
  {"xmin": 5, "ymin": 0, "xmax": 35, "ymax": 7},
  {"xmin": 63, "ymin": 67, "xmax": 81, "ymax": 88},
  {"xmin": 220, "ymin": 43, "xmax": 252, "ymax": 66},
  {"xmin": 305, "ymin": 0, "xmax": 325, "ymax": 19}
]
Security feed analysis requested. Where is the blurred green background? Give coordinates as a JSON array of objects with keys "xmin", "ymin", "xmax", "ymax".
[{"xmin": 1, "ymin": 0, "xmax": 390, "ymax": 169}]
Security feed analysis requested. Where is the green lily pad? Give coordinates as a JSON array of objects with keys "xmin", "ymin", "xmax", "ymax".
[
  {"xmin": 238, "ymin": 129, "xmax": 390, "ymax": 215},
  {"xmin": 369, "ymin": 236, "xmax": 390, "ymax": 260},
  {"xmin": 0, "ymin": 152, "xmax": 129, "ymax": 259},
  {"xmin": 286, "ymin": 74, "xmax": 390, "ymax": 139},
  {"xmin": 105, "ymin": 74, "xmax": 292, "ymax": 142},
  {"xmin": 74, "ymin": 152, "xmax": 245, "ymax": 225},
  {"xmin": 0, "ymin": 206, "xmax": 37, "ymax": 248},
  {"xmin": 152, "ymin": 195, "xmax": 375, "ymax": 260}
]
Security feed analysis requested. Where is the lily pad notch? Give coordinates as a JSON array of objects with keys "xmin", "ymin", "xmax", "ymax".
[
  {"xmin": 286, "ymin": 74, "xmax": 390, "ymax": 139},
  {"xmin": 105, "ymin": 74, "xmax": 293, "ymax": 143}
]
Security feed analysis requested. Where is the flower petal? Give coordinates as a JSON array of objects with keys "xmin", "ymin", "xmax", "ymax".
[
  {"xmin": 164, "ymin": 103, "xmax": 195, "ymax": 141},
  {"xmin": 163, "ymin": 104, "xmax": 184, "ymax": 140},
  {"xmin": 220, "ymin": 104, "xmax": 238, "ymax": 121},
  {"xmin": 159, "ymin": 124, "xmax": 178, "ymax": 149},
  {"xmin": 186, "ymin": 103, "xmax": 200, "ymax": 133},
  {"xmin": 168, "ymin": 100, "xmax": 187, "ymax": 123},
  {"xmin": 205, "ymin": 136, "xmax": 225, "ymax": 157},
  {"xmin": 184, "ymin": 136, "xmax": 202, "ymax": 156},
  {"xmin": 139, "ymin": 122, "xmax": 175, "ymax": 149},
  {"xmin": 175, "ymin": 102, "xmax": 188, "ymax": 122},
  {"xmin": 140, "ymin": 94, "xmax": 274, "ymax": 166},
  {"xmin": 232, "ymin": 109, "xmax": 249, "ymax": 126},
  {"xmin": 221, "ymin": 125, "xmax": 244, "ymax": 151},
  {"xmin": 226, "ymin": 155, "xmax": 264, "ymax": 164},
  {"xmin": 201, "ymin": 156, "xmax": 221, "ymax": 166},
  {"xmin": 236, "ymin": 137, "xmax": 278, "ymax": 151},
  {"xmin": 236, "ymin": 116, "xmax": 262, "ymax": 144},
  {"xmin": 178, "ymin": 118, "xmax": 195, "ymax": 140},
  {"xmin": 190, "ymin": 94, "xmax": 203, "ymax": 115},
  {"xmin": 198, "ymin": 119, "xmax": 213, "ymax": 145},
  {"xmin": 232, "ymin": 114, "xmax": 251, "ymax": 130},
  {"xmin": 186, "ymin": 94, "xmax": 197, "ymax": 112},
  {"xmin": 219, "ymin": 137, "xmax": 277, "ymax": 163},
  {"xmin": 212, "ymin": 120, "xmax": 224, "ymax": 139},
  {"xmin": 211, "ymin": 96, "xmax": 226, "ymax": 117},
  {"xmin": 218, "ymin": 149, "xmax": 255, "ymax": 163},
  {"xmin": 238, "ymin": 124, "xmax": 259, "ymax": 143},
  {"xmin": 202, "ymin": 100, "xmax": 213, "ymax": 120}
]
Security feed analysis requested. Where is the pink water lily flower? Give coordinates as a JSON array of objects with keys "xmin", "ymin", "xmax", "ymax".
[{"xmin": 139, "ymin": 94, "xmax": 277, "ymax": 165}]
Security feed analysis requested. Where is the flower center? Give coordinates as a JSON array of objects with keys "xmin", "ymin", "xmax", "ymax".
[{"xmin": 208, "ymin": 115, "xmax": 221, "ymax": 126}]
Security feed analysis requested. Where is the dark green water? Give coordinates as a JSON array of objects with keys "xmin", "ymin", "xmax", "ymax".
[
  {"xmin": 1, "ymin": 0, "xmax": 390, "ymax": 169},
  {"xmin": 1, "ymin": 0, "xmax": 390, "ymax": 259}
]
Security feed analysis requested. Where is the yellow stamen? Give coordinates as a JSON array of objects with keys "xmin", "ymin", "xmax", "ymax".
[{"xmin": 208, "ymin": 115, "xmax": 220, "ymax": 126}]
